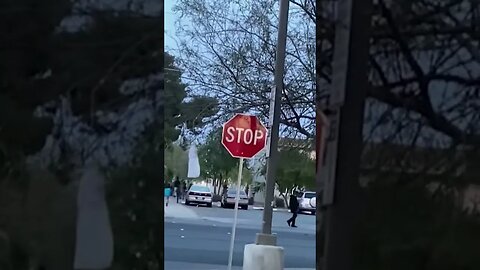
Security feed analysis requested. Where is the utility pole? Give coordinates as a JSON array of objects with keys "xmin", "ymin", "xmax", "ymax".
[
  {"xmin": 243, "ymin": 1, "xmax": 289, "ymax": 268},
  {"xmin": 320, "ymin": 0, "xmax": 372, "ymax": 270},
  {"xmin": 255, "ymin": 0, "xmax": 289, "ymax": 246}
]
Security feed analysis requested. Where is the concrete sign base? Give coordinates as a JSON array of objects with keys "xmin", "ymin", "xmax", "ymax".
[{"xmin": 242, "ymin": 244, "xmax": 284, "ymax": 270}]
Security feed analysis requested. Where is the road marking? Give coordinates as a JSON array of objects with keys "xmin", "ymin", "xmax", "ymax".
[
  {"xmin": 180, "ymin": 235, "xmax": 185, "ymax": 238},
  {"xmin": 180, "ymin": 228, "xmax": 184, "ymax": 231}
]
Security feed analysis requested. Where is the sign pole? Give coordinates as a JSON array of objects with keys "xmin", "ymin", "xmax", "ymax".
[
  {"xmin": 255, "ymin": 0, "xmax": 289, "ymax": 247},
  {"xmin": 220, "ymin": 114, "xmax": 270, "ymax": 269},
  {"xmin": 227, "ymin": 157, "xmax": 244, "ymax": 270}
]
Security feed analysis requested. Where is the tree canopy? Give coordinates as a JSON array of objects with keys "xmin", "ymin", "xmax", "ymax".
[
  {"xmin": 164, "ymin": 53, "xmax": 220, "ymax": 144},
  {"xmin": 173, "ymin": 0, "xmax": 316, "ymax": 138},
  {"xmin": 1, "ymin": 1, "xmax": 166, "ymax": 269},
  {"xmin": 173, "ymin": 0, "xmax": 480, "ymax": 159},
  {"xmin": 276, "ymin": 147, "xmax": 315, "ymax": 193},
  {"xmin": 1, "ymin": 0, "xmax": 164, "ymax": 180},
  {"xmin": 198, "ymin": 129, "xmax": 237, "ymax": 192},
  {"xmin": 164, "ymin": 143, "xmax": 188, "ymax": 180}
]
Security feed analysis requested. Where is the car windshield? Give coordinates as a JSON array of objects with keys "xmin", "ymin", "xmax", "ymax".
[
  {"xmin": 190, "ymin": 185, "xmax": 210, "ymax": 192},
  {"xmin": 228, "ymin": 190, "xmax": 247, "ymax": 196},
  {"xmin": 304, "ymin": 192, "xmax": 316, "ymax": 199}
]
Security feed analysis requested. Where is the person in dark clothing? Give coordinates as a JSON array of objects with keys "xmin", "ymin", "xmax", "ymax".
[
  {"xmin": 170, "ymin": 181, "xmax": 175, "ymax": 198},
  {"xmin": 181, "ymin": 181, "xmax": 188, "ymax": 199},
  {"xmin": 173, "ymin": 177, "xmax": 180, "ymax": 197},
  {"xmin": 287, "ymin": 194, "xmax": 299, "ymax": 227},
  {"xmin": 174, "ymin": 177, "xmax": 180, "ymax": 187},
  {"xmin": 175, "ymin": 179, "xmax": 182, "ymax": 203},
  {"xmin": 222, "ymin": 182, "xmax": 228, "ymax": 196}
]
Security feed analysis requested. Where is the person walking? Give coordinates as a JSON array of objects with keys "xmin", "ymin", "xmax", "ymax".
[
  {"xmin": 287, "ymin": 193, "xmax": 299, "ymax": 227},
  {"xmin": 176, "ymin": 180, "xmax": 182, "ymax": 203},
  {"xmin": 182, "ymin": 181, "xmax": 188, "ymax": 199},
  {"xmin": 170, "ymin": 181, "xmax": 175, "ymax": 199},
  {"xmin": 173, "ymin": 177, "xmax": 180, "ymax": 198},
  {"xmin": 222, "ymin": 182, "xmax": 228, "ymax": 196},
  {"xmin": 165, "ymin": 183, "xmax": 172, "ymax": 207}
]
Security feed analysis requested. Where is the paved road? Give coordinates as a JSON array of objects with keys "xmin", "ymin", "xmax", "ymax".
[{"xmin": 164, "ymin": 201, "xmax": 316, "ymax": 269}]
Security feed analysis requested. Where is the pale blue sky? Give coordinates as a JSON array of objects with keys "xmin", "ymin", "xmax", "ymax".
[{"xmin": 164, "ymin": 0, "xmax": 177, "ymax": 52}]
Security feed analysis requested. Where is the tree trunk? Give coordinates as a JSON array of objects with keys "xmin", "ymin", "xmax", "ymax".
[
  {"xmin": 213, "ymin": 177, "xmax": 218, "ymax": 194},
  {"xmin": 224, "ymin": 171, "xmax": 229, "ymax": 185},
  {"xmin": 281, "ymin": 193, "xmax": 289, "ymax": 209},
  {"xmin": 277, "ymin": 185, "xmax": 290, "ymax": 208},
  {"xmin": 218, "ymin": 174, "xmax": 223, "ymax": 195},
  {"xmin": 217, "ymin": 175, "xmax": 222, "ymax": 194}
]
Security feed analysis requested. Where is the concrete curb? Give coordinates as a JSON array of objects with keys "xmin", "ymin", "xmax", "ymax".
[
  {"xmin": 165, "ymin": 217, "xmax": 316, "ymax": 235},
  {"xmin": 252, "ymin": 206, "xmax": 290, "ymax": 212}
]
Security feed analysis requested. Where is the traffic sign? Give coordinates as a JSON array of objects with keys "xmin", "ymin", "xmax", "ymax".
[
  {"xmin": 221, "ymin": 114, "xmax": 267, "ymax": 159},
  {"xmin": 222, "ymin": 114, "xmax": 267, "ymax": 269}
]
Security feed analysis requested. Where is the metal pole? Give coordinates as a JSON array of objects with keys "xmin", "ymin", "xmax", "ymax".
[
  {"xmin": 227, "ymin": 157, "xmax": 244, "ymax": 270},
  {"xmin": 255, "ymin": 0, "xmax": 290, "ymax": 246},
  {"xmin": 322, "ymin": 0, "xmax": 372, "ymax": 269}
]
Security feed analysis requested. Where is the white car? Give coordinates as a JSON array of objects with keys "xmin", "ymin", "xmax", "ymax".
[
  {"xmin": 185, "ymin": 185, "xmax": 213, "ymax": 207},
  {"xmin": 298, "ymin": 191, "xmax": 316, "ymax": 215}
]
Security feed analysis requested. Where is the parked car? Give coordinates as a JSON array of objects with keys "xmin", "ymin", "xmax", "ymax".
[
  {"xmin": 185, "ymin": 185, "xmax": 213, "ymax": 207},
  {"xmin": 221, "ymin": 189, "xmax": 249, "ymax": 210},
  {"xmin": 297, "ymin": 191, "xmax": 316, "ymax": 215}
]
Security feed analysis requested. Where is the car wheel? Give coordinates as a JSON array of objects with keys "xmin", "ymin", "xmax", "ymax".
[
  {"xmin": 311, "ymin": 210, "xmax": 315, "ymax": 215},
  {"xmin": 207, "ymin": 203, "xmax": 212, "ymax": 208},
  {"xmin": 241, "ymin": 205, "xmax": 248, "ymax": 210},
  {"xmin": 185, "ymin": 200, "xmax": 190, "ymax": 206}
]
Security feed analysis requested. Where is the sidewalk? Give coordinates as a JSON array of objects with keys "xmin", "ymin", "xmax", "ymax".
[
  {"xmin": 164, "ymin": 200, "xmax": 199, "ymax": 219},
  {"xmin": 165, "ymin": 261, "xmax": 314, "ymax": 270}
]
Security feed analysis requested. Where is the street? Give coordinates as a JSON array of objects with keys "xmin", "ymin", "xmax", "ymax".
[{"xmin": 164, "ymin": 201, "xmax": 316, "ymax": 270}]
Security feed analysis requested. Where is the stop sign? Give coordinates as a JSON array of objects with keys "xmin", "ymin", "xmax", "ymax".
[{"xmin": 222, "ymin": 114, "xmax": 268, "ymax": 159}]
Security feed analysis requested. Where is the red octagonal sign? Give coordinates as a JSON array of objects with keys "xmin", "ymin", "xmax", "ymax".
[{"xmin": 222, "ymin": 114, "xmax": 268, "ymax": 159}]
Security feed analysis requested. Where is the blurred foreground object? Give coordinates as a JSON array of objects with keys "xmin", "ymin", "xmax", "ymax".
[
  {"xmin": 187, "ymin": 144, "xmax": 200, "ymax": 178},
  {"xmin": 74, "ymin": 164, "xmax": 113, "ymax": 269}
]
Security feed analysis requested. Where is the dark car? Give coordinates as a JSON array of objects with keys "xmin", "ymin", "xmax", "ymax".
[{"xmin": 221, "ymin": 189, "xmax": 249, "ymax": 210}]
